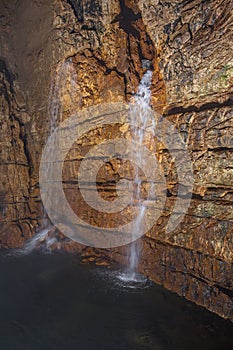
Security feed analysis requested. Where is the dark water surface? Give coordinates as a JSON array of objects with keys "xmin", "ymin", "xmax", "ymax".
[{"xmin": 0, "ymin": 251, "xmax": 233, "ymax": 350}]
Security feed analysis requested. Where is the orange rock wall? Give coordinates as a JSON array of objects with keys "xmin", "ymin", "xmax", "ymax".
[{"xmin": 0, "ymin": 0, "xmax": 233, "ymax": 320}]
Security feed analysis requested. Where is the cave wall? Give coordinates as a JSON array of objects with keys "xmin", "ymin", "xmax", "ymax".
[
  {"xmin": 136, "ymin": 0, "xmax": 233, "ymax": 321},
  {"xmin": 0, "ymin": 0, "xmax": 233, "ymax": 320}
]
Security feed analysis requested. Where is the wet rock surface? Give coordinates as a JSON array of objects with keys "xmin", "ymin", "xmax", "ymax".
[{"xmin": 0, "ymin": 0, "xmax": 233, "ymax": 320}]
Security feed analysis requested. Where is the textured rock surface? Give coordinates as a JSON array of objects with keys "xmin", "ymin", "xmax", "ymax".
[
  {"xmin": 138, "ymin": 0, "xmax": 233, "ymax": 105},
  {"xmin": 0, "ymin": 0, "xmax": 55, "ymax": 246},
  {"xmin": 0, "ymin": 0, "xmax": 233, "ymax": 320}
]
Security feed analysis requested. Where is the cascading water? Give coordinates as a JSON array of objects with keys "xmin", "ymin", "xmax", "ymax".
[
  {"xmin": 19, "ymin": 57, "xmax": 155, "ymax": 266},
  {"xmin": 119, "ymin": 60, "xmax": 155, "ymax": 285},
  {"xmin": 19, "ymin": 59, "xmax": 78, "ymax": 253}
]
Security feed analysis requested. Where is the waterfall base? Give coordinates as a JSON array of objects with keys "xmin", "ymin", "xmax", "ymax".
[
  {"xmin": 118, "ymin": 270, "xmax": 149, "ymax": 289},
  {"xmin": 14, "ymin": 227, "xmax": 58, "ymax": 255}
]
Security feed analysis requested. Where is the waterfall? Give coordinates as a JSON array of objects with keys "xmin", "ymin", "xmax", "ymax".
[
  {"xmin": 120, "ymin": 61, "xmax": 154, "ymax": 283},
  {"xmin": 19, "ymin": 59, "xmax": 78, "ymax": 254},
  {"xmin": 20, "ymin": 57, "xmax": 154, "ymax": 262}
]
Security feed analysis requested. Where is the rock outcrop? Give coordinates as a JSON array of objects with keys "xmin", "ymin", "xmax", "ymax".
[{"xmin": 0, "ymin": 0, "xmax": 233, "ymax": 320}]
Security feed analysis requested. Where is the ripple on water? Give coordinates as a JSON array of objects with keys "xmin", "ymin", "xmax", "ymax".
[{"xmin": 95, "ymin": 268, "xmax": 151, "ymax": 292}]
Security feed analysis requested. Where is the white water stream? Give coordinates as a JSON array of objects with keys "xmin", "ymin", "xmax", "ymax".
[
  {"xmin": 119, "ymin": 61, "xmax": 155, "ymax": 284},
  {"xmin": 20, "ymin": 59, "xmax": 155, "ymax": 272}
]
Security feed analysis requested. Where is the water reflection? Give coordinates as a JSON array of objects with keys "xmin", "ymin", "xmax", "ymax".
[{"xmin": 0, "ymin": 252, "xmax": 232, "ymax": 350}]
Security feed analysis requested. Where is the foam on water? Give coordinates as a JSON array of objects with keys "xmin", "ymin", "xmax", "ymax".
[{"xmin": 97, "ymin": 268, "xmax": 151, "ymax": 291}]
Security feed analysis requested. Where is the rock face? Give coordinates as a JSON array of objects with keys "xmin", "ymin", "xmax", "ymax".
[
  {"xmin": 0, "ymin": 0, "xmax": 55, "ymax": 246},
  {"xmin": 0, "ymin": 0, "xmax": 233, "ymax": 320}
]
